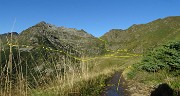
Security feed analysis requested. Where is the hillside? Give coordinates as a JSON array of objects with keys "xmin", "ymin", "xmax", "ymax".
[
  {"xmin": 101, "ymin": 16, "xmax": 180, "ymax": 53},
  {"xmin": 0, "ymin": 32, "xmax": 19, "ymax": 44},
  {"xmin": 0, "ymin": 22, "xmax": 106, "ymax": 92},
  {"xmin": 0, "ymin": 16, "xmax": 180, "ymax": 96},
  {"xmin": 16, "ymin": 21, "xmax": 105, "ymax": 56}
]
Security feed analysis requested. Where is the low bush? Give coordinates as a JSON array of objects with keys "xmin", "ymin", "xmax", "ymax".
[{"xmin": 139, "ymin": 41, "xmax": 180, "ymax": 75}]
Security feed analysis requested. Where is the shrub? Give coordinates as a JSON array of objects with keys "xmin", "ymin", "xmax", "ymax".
[{"xmin": 140, "ymin": 41, "xmax": 180, "ymax": 75}]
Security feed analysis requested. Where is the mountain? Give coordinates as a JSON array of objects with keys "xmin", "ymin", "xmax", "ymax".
[
  {"xmin": 1, "ymin": 32, "xmax": 19, "ymax": 36},
  {"xmin": 101, "ymin": 16, "xmax": 180, "ymax": 53},
  {"xmin": 0, "ymin": 22, "xmax": 105, "ymax": 87},
  {"xmin": 0, "ymin": 32, "xmax": 19, "ymax": 43},
  {"xmin": 0, "ymin": 21, "xmax": 105, "ymax": 56},
  {"xmin": 1, "ymin": 16, "xmax": 180, "ymax": 95}
]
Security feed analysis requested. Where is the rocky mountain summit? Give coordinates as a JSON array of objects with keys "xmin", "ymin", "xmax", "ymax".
[
  {"xmin": 0, "ymin": 22, "xmax": 106, "ymax": 87},
  {"xmin": 1, "ymin": 21, "xmax": 105, "ymax": 56}
]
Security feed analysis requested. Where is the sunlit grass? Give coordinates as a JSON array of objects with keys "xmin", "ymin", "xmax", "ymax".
[
  {"xmin": 29, "ymin": 56, "xmax": 140, "ymax": 96},
  {"xmin": 0, "ymin": 39, "xmax": 140, "ymax": 96}
]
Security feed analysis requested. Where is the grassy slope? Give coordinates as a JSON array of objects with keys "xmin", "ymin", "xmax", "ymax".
[
  {"xmin": 0, "ymin": 22, "xmax": 105, "ymax": 96},
  {"xmin": 100, "ymin": 16, "xmax": 180, "ymax": 95},
  {"xmin": 101, "ymin": 16, "xmax": 180, "ymax": 53},
  {"xmin": 2, "ymin": 16, "xmax": 180, "ymax": 96},
  {"xmin": 30, "ymin": 16, "xmax": 180, "ymax": 96},
  {"xmin": 30, "ymin": 51, "xmax": 141, "ymax": 96}
]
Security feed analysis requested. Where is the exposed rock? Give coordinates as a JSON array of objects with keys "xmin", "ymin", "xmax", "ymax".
[{"xmin": 19, "ymin": 21, "xmax": 105, "ymax": 56}]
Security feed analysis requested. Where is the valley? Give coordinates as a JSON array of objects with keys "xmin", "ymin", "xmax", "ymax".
[{"xmin": 0, "ymin": 16, "xmax": 180, "ymax": 96}]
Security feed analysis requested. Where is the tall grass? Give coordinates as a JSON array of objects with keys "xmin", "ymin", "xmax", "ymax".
[{"xmin": 0, "ymin": 32, "xmax": 140, "ymax": 96}]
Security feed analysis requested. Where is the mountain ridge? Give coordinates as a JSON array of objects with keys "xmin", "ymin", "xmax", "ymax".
[
  {"xmin": 1, "ymin": 21, "xmax": 106, "ymax": 56},
  {"xmin": 1, "ymin": 16, "xmax": 180, "ymax": 54},
  {"xmin": 1, "ymin": 16, "xmax": 180, "ymax": 95},
  {"xmin": 101, "ymin": 16, "xmax": 180, "ymax": 53}
]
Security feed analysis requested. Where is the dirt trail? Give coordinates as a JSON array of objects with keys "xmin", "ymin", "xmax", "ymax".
[{"xmin": 101, "ymin": 72, "xmax": 129, "ymax": 96}]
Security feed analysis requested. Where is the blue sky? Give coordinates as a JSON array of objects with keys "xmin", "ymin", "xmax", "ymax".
[{"xmin": 0, "ymin": 0, "xmax": 180, "ymax": 37}]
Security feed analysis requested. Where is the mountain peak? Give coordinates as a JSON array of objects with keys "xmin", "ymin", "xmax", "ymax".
[
  {"xmin": 1, "ymin": 32, "xmax": 19, "ymax": 36},
  {"xmin": 38, "ymin": 21, "xmax": 47, "ymax": 25},
  {"xmin": 35, "ymin": 21, "xmax": 49, "ymax": 26}
]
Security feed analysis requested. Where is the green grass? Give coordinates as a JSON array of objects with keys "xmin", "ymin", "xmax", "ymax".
[
  {"xmin": 3, "ymin": 16, "xmax": 180, "ymax": 96},
  {"xmin": 101, "ymin": 16, "xmax": 180, "ymax": 53},
  {"xmin": 29, "ymin": 54, "xmax": 140, "ymax": 96},
  {"xmin": 124, "ymin": 41, "xmax": 180, "ymax": 95}
]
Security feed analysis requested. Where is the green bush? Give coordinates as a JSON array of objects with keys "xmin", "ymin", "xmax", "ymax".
[{"xmin": 140, "ymin": 41, "xmax": 180, "ymax": 75}]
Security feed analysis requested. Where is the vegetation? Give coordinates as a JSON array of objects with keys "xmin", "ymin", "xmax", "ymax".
[
  {"xmin": 140, "ymin": 41, "xmax": 180, "ymax": 74},
  {"xmin": 1, "ymin": 16, "xmax": 180, "ymax": 96},
  {"xmin": 101, "ymin": 16, "xmax": 180, "ymax": 53},
  {"xmin": 124, "ymin": 41, "xmax": 180, "ymax": 95}
]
